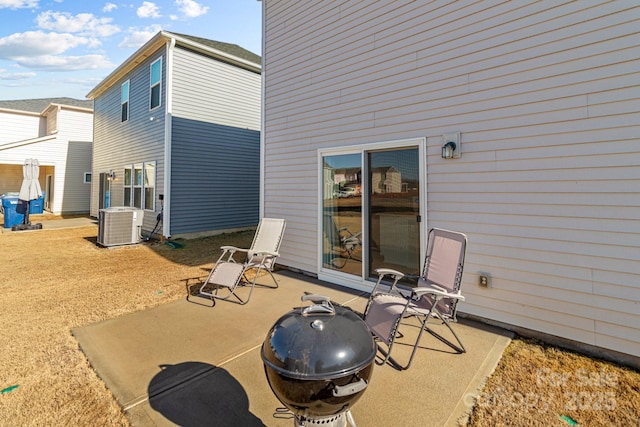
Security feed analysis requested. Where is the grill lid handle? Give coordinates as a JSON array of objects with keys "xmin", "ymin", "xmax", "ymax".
[
  {"xmin": 301, "ymin": 294, "xmax": 335, "ymax": 316},
  {"xmin": 333, "ymin": 378, "xmax": 368, "ymax": 397}
]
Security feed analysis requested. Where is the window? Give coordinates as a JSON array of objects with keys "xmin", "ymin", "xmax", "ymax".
[
  {"xmin": 121, "ymin": 80, "xmax": 130, "ymax": 122},
  {"xmin": 133, "ymin": 164, "xmax": 143, "ymax": 208},
  {"xmin": 123, "ymin": 168, "xmax": 132, "ymax": 206},
  {"xmin": 150, "ymin": 58, "xmax": 162, "ymax": 110},
  {"xmin": 84, "ymin": 172, "xmax": 92, "ymax": 183},
  {"xmin": 123, "ymin": 161, "xmax": 156, "ymax": 210},
  {"xmin": 144, "ymin": 163, "xmax": 155, "ymax": 210}
]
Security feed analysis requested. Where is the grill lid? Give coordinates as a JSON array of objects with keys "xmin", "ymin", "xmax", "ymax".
[{"xmin": 261, "ymin": 295, "xmax": 376, "ymax": 380}]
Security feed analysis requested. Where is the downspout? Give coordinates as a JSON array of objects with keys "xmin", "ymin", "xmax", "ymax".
[
  {"xmin": 259, "ymin": 0, "xmax": 266, "ymax": 219},
  {"xmin": 163, "ymin": 37, "xmax": 175, "ymax": 238}
]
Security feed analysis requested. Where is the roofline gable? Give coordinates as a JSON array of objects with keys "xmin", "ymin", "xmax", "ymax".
[
  {"xmin": 0, "ymin": 97, "xmax": 93, "ymax": 114},
  {"xmin": 86, "ymin": 30, "xmax": 261, "ymax": 100},
  {"xmin": 42, "ymin": 103, "xmax": 93, "ymax": 115}
]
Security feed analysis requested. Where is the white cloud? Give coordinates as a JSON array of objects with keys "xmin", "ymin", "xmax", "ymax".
[
  {"xmin": 103, "ymin": 2, "xmax": 117, "ymax": 12},
  {"xmin": 175, "ymin": 0, "xmax": 208, "ymax": 18},
  {"xmin": 0, "ymin": 70, "xmax": 37, "ymax": 80},
  {"xmin": 0, "ymin": 31, "xmax": 92, "ymax": 58},
  {"xmin": 0, "ymin": 0, "xmax": 38, "ymax": 9},
  {"xmin": 12, "ymin": 54, "xmax": 113, "ymax": 71},
  {"xmin": 36, "ymin": 11, "xmax": 120, "ymax": 37},
  {"xmin": 118, "ymin": 26, "xmax": 161, "ymax": 49},
  {"xmin": 137, "ymin": 1, "xmax": 161, "ymax": 19}
]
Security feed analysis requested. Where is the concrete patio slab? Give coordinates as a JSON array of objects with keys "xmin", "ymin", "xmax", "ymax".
[{"xmin": 73, "ymin": 270, "xmax": 512, "ymax": 426}]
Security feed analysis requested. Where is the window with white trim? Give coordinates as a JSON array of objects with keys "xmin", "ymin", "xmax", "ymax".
[
  {"xmin": 123, "ymin": 167, "xmax": 132, "ymax": 206},
  {"xmin": 144, "ymin": 163, "xmax": 155, "ymax": 210},
  {"xmin": 133, "ymin": 164, "xmax": 143, "ymax": 208},
  {"xmin": 150, "ymin": 58, "xmax": 161, "ymax": 110},
  {"xmin": 121, "ymin": 80, "xmax": 130, "ymax": 122},
  {"xmin": 124, "ymin": 162, "xmax": 155, "ymax": 210}
]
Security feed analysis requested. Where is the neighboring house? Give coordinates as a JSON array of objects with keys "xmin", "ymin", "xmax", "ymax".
[
  {"xmin": 260, "ymin": 2, "xmax": 640, "ymax": 363},
  {"xmin": 0, "ymin": 97, "xmax": 94, "ymax": 215},
  {"xmin": 87, "ymin": 31, "xmax": 261, "ymax": 238}
]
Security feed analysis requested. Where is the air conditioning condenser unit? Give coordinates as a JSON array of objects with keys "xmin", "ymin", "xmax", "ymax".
[{"xmin": 97, "ymin": 207, "xmax": 144, "ymax": 247}]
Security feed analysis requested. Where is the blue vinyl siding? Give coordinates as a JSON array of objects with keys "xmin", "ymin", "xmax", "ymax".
[
  {"xmin": 170, "ymin": 117, "xmax": 259, "ymax": 234},
  {"xmin": 92, "ymin": 34, "xmax": 261, "ymax": 237},
  {"xmin": 91, "ymin": 48, "xmax": 166, "ymax": 224}
]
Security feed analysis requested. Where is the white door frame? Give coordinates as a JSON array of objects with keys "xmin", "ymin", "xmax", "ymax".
[
  {"xmin": 45, "ymin": 174, "xmax": 53, "ymax": 211},
  {"xmin": 317, "ymin": 137, "xmax": 427, "ymax": 292}
]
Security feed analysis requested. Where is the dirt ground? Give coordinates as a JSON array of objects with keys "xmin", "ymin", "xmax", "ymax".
[{"xmin": 0, "ymin": 223, "xmax": 638, "ymax": 426}]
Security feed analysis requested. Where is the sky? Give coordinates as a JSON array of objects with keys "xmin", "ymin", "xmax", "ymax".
[{"xmin": 0, "ymin": 0, "xmax": 262, "ymax": 101}]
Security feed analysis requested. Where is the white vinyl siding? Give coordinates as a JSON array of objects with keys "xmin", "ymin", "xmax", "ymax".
[
  {"xmin": 0, "ymin": 111, "xmax": 41, "ymax": 144},
  {"xmin": 172, "ymin": 48, "xmax": 261, "ymax": 130},
  {"xmin": 0, "ymin": 107, "xmax": 93, "ymax": 214},
  {"xmin": 262, "ymin": 1, "xmax": 640, "ymax": 357}
]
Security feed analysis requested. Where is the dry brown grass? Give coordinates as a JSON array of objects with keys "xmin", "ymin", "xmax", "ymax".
[
  {"xmin": 0, "ymin": 223, "xmax": 638, "ymax": 426},
  {"xmin": 0, "ymin": 225, "xmax": 254, "ymax": 427},
  {"xmin": 469, "ymin": 338, "xmax": 640, "ymax": 426}
]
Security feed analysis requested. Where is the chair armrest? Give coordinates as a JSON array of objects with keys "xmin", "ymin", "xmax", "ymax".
[
  {"xmin": 221, "ymin": 246, "xmax": 248, "ymax": 252},
  {"xmin": 371, "ymin": 268, "xmax": 405, "ymax": 295},
  {"xmin": 218, "ymin": 246, "xmax": 248, "ymax": 263},
  {"xmin": 375, "ymin": 268, "xmax": 405, "ymax": 279},
  {"xmin": 414, "ymin": 287, "xmax": 465, "ymax": 301},
  {"xmin": 251, "ymin": 250, "xmax": 279, "ymax": 257},
  {"xmin": 338, "ymin": 228, "xmax": 363, "ymax": 240}
]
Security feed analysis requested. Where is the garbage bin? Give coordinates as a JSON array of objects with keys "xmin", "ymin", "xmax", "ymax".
[
  {"xmin": 29, "ymin": 192, "xmax": 45, "ymax": 214},
  {"xmin": 2, "ymin": 197, "xmax": 25, "ymax": 228}
]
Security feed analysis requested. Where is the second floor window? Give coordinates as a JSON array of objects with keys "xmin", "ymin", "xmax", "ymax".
[
  {"xmin": 150, "ymin": 58, "xmax": 161, "ymax": 110},
  {"xmin": 121, "ymin": 80, "xmax": 130, "ymax": 122}
]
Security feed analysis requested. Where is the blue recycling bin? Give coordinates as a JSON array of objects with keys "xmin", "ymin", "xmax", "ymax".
[
  {"xmin": 29, "ymin": 192, "xmax": 45, "ymax": 214},
  {"xmin": 2, "ymin": 196, "xmax": 25, "ymax": 228}
]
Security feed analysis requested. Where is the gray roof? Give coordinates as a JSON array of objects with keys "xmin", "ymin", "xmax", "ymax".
[
  {"xmin": 0, "ymin": 97, "xmax": 94, "ymax": 113},
  {"xmin": 169, "ymin": 32, "xmax": 261, "ymax": 65}
]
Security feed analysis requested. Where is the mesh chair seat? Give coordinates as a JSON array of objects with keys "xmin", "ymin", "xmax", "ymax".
[
  {"xmin": 363, "ymin": 228, "xmax": 468, "ymax": 370},
  {"xmin": 193, "ymin": 218, "xmax": 286, "ymax": 306}
]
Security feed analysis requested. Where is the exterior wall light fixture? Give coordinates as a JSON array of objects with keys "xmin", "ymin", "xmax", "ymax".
[
  {"xmin": 442, "ymin": 141, "xmax": 456, "ymax": 159},
  {"xmin": 441, "ymin": 132, "xmax": 461, "ymax": 159}
]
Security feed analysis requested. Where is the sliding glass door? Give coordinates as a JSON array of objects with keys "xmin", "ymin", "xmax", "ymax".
[
  {"xmin": 322, "ymin": 153, "xmax": 363, "ymax": 275},
  {"xmin": 368, "ymin": 148, "xmax": 421, "ymax": 278},
  {"xmin": 320, "ymin": 139, "xmax": 424, "ymax": 287}
]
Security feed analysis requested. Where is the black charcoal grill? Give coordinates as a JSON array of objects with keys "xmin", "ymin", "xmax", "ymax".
[{"xmin": 261, "ymin": 295, "xmax": 376, "ymax": 426}]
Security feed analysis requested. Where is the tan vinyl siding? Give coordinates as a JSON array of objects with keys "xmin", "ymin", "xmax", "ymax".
[
  {"xmin": 263, "ymin": 0, "xmax": 640, "ymax": 356},
  {"xmin": 46, "ymin": 110, "xmax": 57, "ymax": 135}
]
